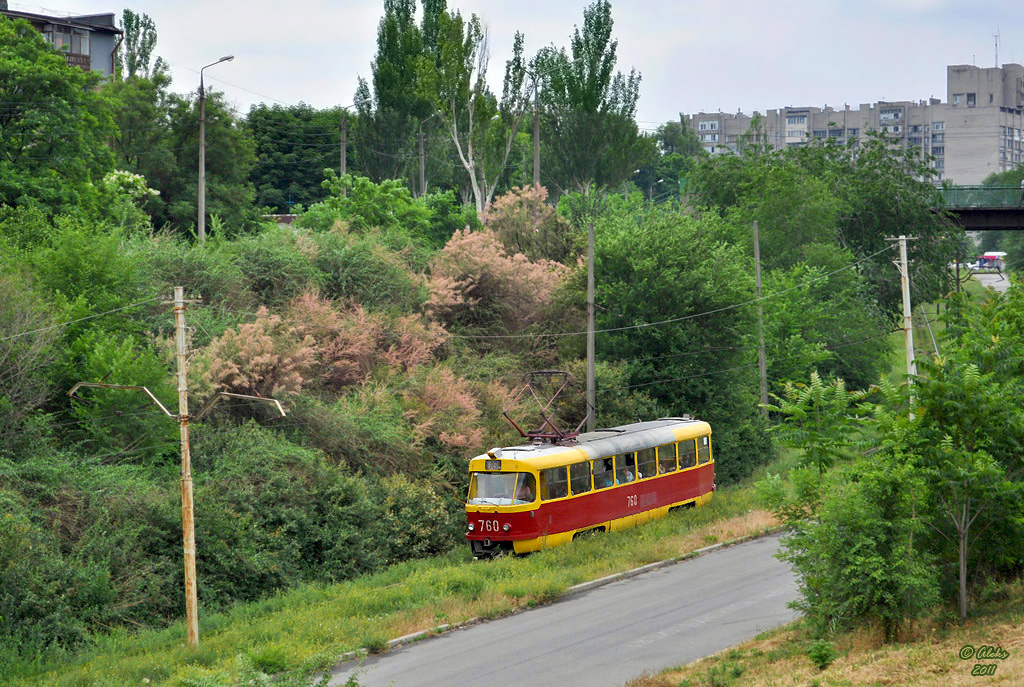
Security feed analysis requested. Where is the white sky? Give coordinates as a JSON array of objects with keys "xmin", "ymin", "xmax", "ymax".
[{"xmin": 12, "ymin": 0, "xmax": 1024, "ymax": 132}]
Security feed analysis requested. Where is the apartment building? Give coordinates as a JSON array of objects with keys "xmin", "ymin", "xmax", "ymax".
[
  {"xmin": 683, "ymin": 64, "xmax": 1024, "ymax": 184},
  {"xmin": 0, "ymin": 1, "xmax": 122, "ymax": 78}
]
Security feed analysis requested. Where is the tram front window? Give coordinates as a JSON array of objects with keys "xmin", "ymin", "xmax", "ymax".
[{"xmin": 468, "ymin": 472, "xmax": 536, "ymax": 505}]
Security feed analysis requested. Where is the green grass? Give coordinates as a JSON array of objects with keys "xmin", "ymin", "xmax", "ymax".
[{"xmin": 7, "ymin": 486, "xmax": 771, "ymax": 687}]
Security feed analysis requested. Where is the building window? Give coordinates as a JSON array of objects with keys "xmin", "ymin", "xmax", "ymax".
[
  {"xmin": 829, "ymin": 129, "xmax": 843, "ymax": 137},
  {"xmin": 43, "ymin": 25, "xmax": 89, "ymax": 55},
  {"xmin": 701, "ymin": 133, "xmax": 719, "ymax": 142},
  {"xmin": 786, "ymin": 115, "xmax": 807, "ymax": 125},
  {"xmin": 847, "ymin": 128, "xmax": 859, "ymax": 136},
  {"xmin": 967, "ymin": 93, "xmax": 976, "ymax": 107},
  {"xmin": 953, "ymin": 94, "xmax": 962, "ymax": 105},
  {"xmin": 932, "ymin": 146, "xmax": 944, "ymax": 155},
  {"xmin": 880, "ymin": 109, "xmax": 901, "ymax": 121},
  {"xmin": 934, "ymin": 159, "xmax": 944, "ymax": 169},
  {"xmin": 989, "ymin": 93, "xmax": 994, "ymax": 103},
  {"xmin": 909, "ymin": 125, "xmax": 921, "ymax": 133},
  {"xmin": 813, "ymin": 129, "xmax": 826, "ymax": 138},
  {"xmin": 932, "ymin": 133, "xmax": 944, "ymax": 143},
  {"xmin": 932, "ymin": 122, "xmax": 944, "ymax": 130},
  {"xmin": 908, "ymin": 136, "xmax": 922, "ymax": 145},
  {"xmin": 698, "ymin": 120, "xmax": 718, "ymax": 131}
]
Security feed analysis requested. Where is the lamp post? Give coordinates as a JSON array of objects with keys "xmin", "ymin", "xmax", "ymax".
[{"xmin": 197, "ymin": 54, "xmax": 234, "ymax": 243}]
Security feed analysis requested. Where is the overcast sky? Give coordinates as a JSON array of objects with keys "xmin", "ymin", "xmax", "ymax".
[{"xmin": 13, "ymin": 0, "xmax": 1024, "ymax": 131}]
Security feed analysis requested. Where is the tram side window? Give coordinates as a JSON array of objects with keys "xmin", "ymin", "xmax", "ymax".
[
  {"xmin": 540, "ymin": 467, "xmax": 569, "ymax": 500},
  {"xmin": 658, "ymin": 443, "xmax": 677, "ymax": 474},
  {"xmin": 679, "ymin": 439, "xmax": 697, "ymax": 469},
  {"xmin": 697, "ymin": 436, "xmax": 712, "ymax": 464},
  {"xmin": 615, "ymin": 453, "xmax": 637, "ymax": 484},
  {"xmin": 636, "ymin": 448, "xmax": 657, "ymax": 479},
  {"xmin": 570, "ymin": 462, "xmax": 592, "ymax": 495},
  {"xmin": 593, "ymin": 457, "xmax": 614, "ymax": 489}
]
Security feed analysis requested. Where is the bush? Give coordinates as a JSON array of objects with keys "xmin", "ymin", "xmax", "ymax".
[
  {"xmin": 425, "ymin": 228, "xmax": 571, "ymax": 334},
  {"xmin": 310, "ymin": 230, "xmax": 421, "ymax": 311},
  {"xmin": 226, "ymin": 226, "xmax": 320, "ymax": 306},
  {"xmin": 482, "ymin": 186, "xmax": 579, "ymax": 263}
]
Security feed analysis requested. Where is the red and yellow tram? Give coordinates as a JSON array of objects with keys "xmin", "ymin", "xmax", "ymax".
[{"xmin": 465, "ymin": 417, "xmax": 715, "ymax": 556}]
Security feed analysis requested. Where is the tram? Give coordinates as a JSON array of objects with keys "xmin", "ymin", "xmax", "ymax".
[{"xmin": 465, "ymin": 417, "xmax": 714, "ymax": 557}]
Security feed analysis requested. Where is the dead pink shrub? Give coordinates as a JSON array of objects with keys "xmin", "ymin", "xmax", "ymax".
[
  {"xmin": 482, "ymin": 185, "xmax": 577, "ymax": 263},
  {"xmin": 288, "ymin": 291, "xmax": 447, "ymax": 389},
  {"xmin": 425, "ymin": 228, "xmax": 571, "ymax": 332},
  {"xmin": 404, "ymin": 366, "xmax": 485, "ymax": 449},
  {"xmin": 199, "ymin": 307, "xmax": 315, "ymax": 398}
]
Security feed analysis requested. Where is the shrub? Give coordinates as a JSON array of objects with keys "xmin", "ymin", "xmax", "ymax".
[
  {"xmin": 482, "ymin": 185, "xmax": 579, "ymax": 263},
  {"xmin": 425, "ymin": 228, "xmax": 571, "ymax": 334},
  {"xmin": 310, "ymin": 230, "xmax": 421, "ymax": 311},
  {"xmin": 226, "ymin": 226, "xmax": 320, "ymax": 306},
  {"xmin": 196, "ymin": 308, "xmax": 316, "ymax": 399}
]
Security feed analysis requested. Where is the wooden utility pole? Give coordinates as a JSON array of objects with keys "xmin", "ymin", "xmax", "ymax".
[
  {"xmin": 753, "ymin": 221, "xmax": 768, "ymax": 415},
  {"xmin": 173, "ymin": 287, "xmax": 199, "ymax": 648},
  {"xmin": 586, "ymin": 221, "xmax": 596, "ymax": 433},
  {"xmin": 68, "ymin": 290, "xmax": 287, "ymax": 650}
]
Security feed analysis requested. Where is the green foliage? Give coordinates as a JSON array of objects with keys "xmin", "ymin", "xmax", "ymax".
[
  {"xmin": 806, "ymin": 638, "xmax": 838, "ymax": 670},
  {"xmin": 764, "ymin": 372, "xmax": 861, "ymax": 479},
  {"xmin": 534, "ymin": 1, "xmax": 652, "ymax": 193},
  {"xmin": 0, "ymin": 17, "xmax": 115, "ymax": 214},
  {"xmin": 779, "ymin": 456, "xmax": 939, "ymax": 641},
  {"xmin": 247, "ymin": 103, "xmax": 349, "ymax": 213},
  {"xmin": 301, "ymin": 171, "xmax": 432, "ymax": 240},
  {"xmin": 118, "ymin": 9, "xmax": 158, "ymax": 79},
  {"xmin": 310, "ymin": 230, "xmax": 421, "ymax": 310},
  {"xmin": 224, "ymin": 226, "xmax": 320, "ymax": 306},
  {"xmin": 587, "ymin": 205, "xmax": 772, "ymax": 483}
]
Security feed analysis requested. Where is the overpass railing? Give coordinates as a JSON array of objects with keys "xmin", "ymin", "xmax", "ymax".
[{"xmin": 941, "ymin": 185, "xmax": 1024, "ymax": 208}]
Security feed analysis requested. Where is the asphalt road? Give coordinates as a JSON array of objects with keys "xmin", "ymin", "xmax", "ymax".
[
  {"xmin": 328, "ymin": 533, "xmax": 799, "ymax": 687},
  {"xmin": 973, "ymin": 271, "xmax": 1010, "ymax": 293}
]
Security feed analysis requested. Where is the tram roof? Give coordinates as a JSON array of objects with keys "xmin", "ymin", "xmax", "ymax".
[{"xmin": 473, "ymin": 417, "xmax": 711, "ymax": 471}]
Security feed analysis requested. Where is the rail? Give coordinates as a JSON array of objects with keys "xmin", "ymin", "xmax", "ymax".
[{"xmin": 941, "ymin": 185, "xmax": 1024, "ymax": 209}]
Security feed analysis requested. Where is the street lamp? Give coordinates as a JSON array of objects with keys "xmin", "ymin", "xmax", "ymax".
[{"xmin": 197, "ymin": 54, "xmax": 234, "ymax": 243}]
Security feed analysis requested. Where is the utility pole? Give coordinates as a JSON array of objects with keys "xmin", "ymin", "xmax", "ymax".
[
  {"xmin": 753, "ymin": 221, "xmax": 768, "ymax": 415},
  {"xmin": 173, "ymin": 287, "xmax": 200, "ymax": 648},
  {"xmin": 533, "ymin": 84, "xmax": 540, "ymax": 191},
  {"xmin": 69, "ymin": 289, "xmax": 287, "ymax": 650},
  {"xmin": 586, "ymin": 221, "xmax": 596, "ymax": 433},
  {"xmin": 198, "ymin": 84, "xmax": 207, "ymax": 243},
  {"xmin": 419, "ymin": 125, "xmax": 426, "ymax": 199},
  {"xmin": 887, "ymin": 236, "xmax": 917, "ymax": 414},
  {"xmin": 339, "ymin": 115, "xmax": 348, "ymax": 198}
]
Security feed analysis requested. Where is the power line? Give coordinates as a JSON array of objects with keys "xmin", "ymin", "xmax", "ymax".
[{"xmin": 0, "ymin": 296, "xmax": 161, "ymax": 343}]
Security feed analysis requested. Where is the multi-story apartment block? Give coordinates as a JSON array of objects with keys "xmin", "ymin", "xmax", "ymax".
[
  {"xmin": 0, "ymin": 1, "xmax": 122, "ymax": 78},
  {"xmin": 683, "ymin": 64, "xmax": 1024, "ymax": 184}
]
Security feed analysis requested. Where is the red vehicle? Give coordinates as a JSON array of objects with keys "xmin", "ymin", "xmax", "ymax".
[{"xmin": 465, "ymin": 417, "xmax": 714, "ymax": 557}]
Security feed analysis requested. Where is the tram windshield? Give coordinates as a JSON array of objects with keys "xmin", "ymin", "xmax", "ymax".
[{"xmin": 468, "ymin": 472, "xmax": 536, "ymax": 505}]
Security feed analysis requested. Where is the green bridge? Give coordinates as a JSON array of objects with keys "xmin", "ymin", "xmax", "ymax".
[{"xmin": 941, "ymin": 186, "xmax": 1024, "ymax": 230}]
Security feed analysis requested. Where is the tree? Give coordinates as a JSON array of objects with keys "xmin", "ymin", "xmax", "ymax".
[
  {"xmin": 247, "ymin": 103, "xmax": 348, "ymax": 212},
  {"xmin": 0, "ymin": 16, "xmax": 115, "ymax": 214},
  {"xmin": 777, "ymin": 456, "xmax": 939, "ymax": 641},
  {"xmin": 160, "ymin": 90, "xmax": 258, "ymax": 232},
  {"xmin": 417, "ymin": 9, "xmax": 533, "ymax": 213},
  {"xmin": 534, "ymin": 0, "xmax": 651, "ymax": 194},
  {"xmin": 119, "ymin": 9, "xmax": 159, "ymax": 79},
  {"xmin": 588, "ymin": 205, "xmax": 772, "ymax": 483}
]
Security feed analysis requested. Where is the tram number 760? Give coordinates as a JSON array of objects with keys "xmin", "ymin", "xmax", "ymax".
[
  {"xmin": 626, "ymin": 494, "xmax": 637, "ymax": 508},
  {"xmin": 477, "ymin": 519, "xmax": 501, "ymax": 532}
]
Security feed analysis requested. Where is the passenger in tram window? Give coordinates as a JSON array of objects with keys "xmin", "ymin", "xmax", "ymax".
[
  {"xmin": 616, "ymin": 453, "xmax": 637, "ymax": 484},
  {"xmin": 594, "ymin": 458, "xmax": 614, "ymax": 488}
]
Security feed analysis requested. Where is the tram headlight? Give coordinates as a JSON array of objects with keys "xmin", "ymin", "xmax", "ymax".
[
  {"xmin": 468, "ymin": 522, "xmax": 475, "ymax": 532},
  {"xmin": 502, "ymin": 523, "xmax": 511, "ymax": 532}
]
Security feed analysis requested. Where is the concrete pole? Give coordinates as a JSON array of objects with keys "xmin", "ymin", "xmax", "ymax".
[
  {"xmin": 419, "ymin": 126, "xmax": 426, "ymax": 198},
  {"xmin": 197, "ymin": 80, "xmax": 206, "ymax": 243},
  {"xmin": 586, "ymin": 222, "xmax": 596, "ymax": 432},
  {"xmin": 898, "ymin": 235, "xmax": 917, "ymax": 382},
  {"xmin": 173, "ymin": 287, "xmax": 199, "ymax": 648},
  {"xmin": 533, "ymin": 85, "xmax": 540, "ymax": 190},
  {"xmin": 753, "ymin": 221, "xmax": 768, "ymax": 415}
]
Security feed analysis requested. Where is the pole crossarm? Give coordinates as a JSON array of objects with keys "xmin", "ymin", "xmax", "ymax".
[
  {"xmin": 193, "ymin": 392, "xmax": 287, "ymax": 421},
  {"xmin": 68, "ymin": 382, "xmax": 176, "ymax": 418}
]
